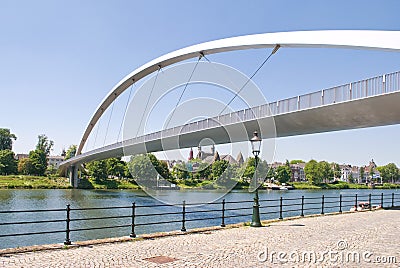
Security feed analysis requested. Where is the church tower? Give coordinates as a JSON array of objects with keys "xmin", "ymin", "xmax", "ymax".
[
  {"xmin": 188, "ymin": 148, "xmax": 193, "ymax": 160},
  {"xmin": 236, "ymin": 152, "xmax": 244, "ymax": 166},
  {"xmin": 213, "ymin": 151, "xmax": 220, "ymax": 162},
  {"xmin": 197, "ymin": 146, "xmax": 202, "ymax": 159}
]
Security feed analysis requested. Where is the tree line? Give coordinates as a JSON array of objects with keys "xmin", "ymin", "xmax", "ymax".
[
  {"xmin": 83, "ymin": 154, "xmax": 400, "ymax": 187},
  {"xmin": 83, "ymin": 154, "xmax": 283, "ymax": 187},
  {"xmin": 0, "ymin": 128, "xmax": 74, "ymax": 176},
  {"xmin": 1, "ymin": 127, "xmax": 399, "ymax": 185}
]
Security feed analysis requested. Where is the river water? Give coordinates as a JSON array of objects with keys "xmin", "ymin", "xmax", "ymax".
[{"xmin": 0, "ymin": 188, "xmax": 398, "ymax": 249}]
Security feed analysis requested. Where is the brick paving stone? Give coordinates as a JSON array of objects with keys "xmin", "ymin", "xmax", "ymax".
[{"xmin": 0, "ymin": 209, "xmax": 399, "ymax": 267}]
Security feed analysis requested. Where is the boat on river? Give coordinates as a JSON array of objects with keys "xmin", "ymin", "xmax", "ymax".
[{"xmin": 265, "ymin": 183, "xmax": 294, "ymax": 190}]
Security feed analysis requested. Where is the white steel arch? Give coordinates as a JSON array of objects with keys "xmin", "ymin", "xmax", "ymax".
[{"xmin": 77, "ymin": 30, "xmax": 400, "ymax": 155}]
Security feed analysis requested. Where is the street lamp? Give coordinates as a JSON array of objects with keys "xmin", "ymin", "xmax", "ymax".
[{"xmin": 250, "ymin": 130, "xmax": 262, "ymax": 227}]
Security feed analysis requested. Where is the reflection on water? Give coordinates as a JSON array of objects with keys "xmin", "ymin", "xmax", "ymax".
[
  {"xmin": 0, "ymin": 190, "xmax": 14, "ymax": 203},
  {"xmin": 0, "ymin": 188, "xmax": 398, "ymax": 249}
]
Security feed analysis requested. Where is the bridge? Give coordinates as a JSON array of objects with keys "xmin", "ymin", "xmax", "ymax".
[{"xmin": 60, "ymin": 30, "xmax": 400, "ymax": 187}]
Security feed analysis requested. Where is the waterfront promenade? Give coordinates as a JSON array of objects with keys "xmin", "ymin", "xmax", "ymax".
[{"xmin": 0, "ymin": 209, "xmax": 399, "ymax": 267}]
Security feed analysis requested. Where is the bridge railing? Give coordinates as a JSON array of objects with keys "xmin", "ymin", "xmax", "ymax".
[
  {"xmin": 144, "ymin": 71, "xmax": 400, "ymax": 139},
  {"xmin": 0, "ymin": 192, "xmax": 399, "ymax": 249},
  {"xmin": 71, "ymin": 70, "xmax": 399, "ymax": 159}
]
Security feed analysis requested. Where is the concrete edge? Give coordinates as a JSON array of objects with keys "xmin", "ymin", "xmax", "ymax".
[{"xmin": 0, "ymin": 208, "xmax": 388, "ymax": 256}]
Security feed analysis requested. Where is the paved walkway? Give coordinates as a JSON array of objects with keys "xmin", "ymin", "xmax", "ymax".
[{"xmin": 0, "ymin": 210, "xmax": 399, "ymax": 267}]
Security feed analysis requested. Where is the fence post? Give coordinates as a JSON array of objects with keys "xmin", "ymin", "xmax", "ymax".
[
  {"xmin": 368, "ymin": 194, "xmax": 372, "ymax": 211},
  {"xmin": 321, "ymin": 195, "xmax": 325, "ymax": 215},
  {"xmin": 392, "ymin": 193, "xmax": 395, "ymax": 208},
  {"xmin": 181, "ymin": 201, "xmax": 186, "ymax": 232},
  {"xmin": 380, "ymin": 193, "xmax": 384, "ymax": 209},
  {"xmin": 300, "ymin": 196, "xmax": 304, "ymax": 217},
  {"xmin": 64, "ymin": 204, "xmax": 71, "ymax": 245},
  {"xmin": 130, "ymin": 202, "xmax": 136, "ymax": 238},
  {"xmin": 279, "ymin": 197, "xmax": 283, "ymax": 220},
  {"xmin": 221, "ymin": 199, "xmax": 226, "ymax": 227},
  {"xmin": 349, "ymin": 83, "xmax": 352, "ymax": 100},
  {"xmin": 339, "ymin": 194, "xmax": 342, "ymax": 213},
  {"xmin": 354, "ymin": 194, "xmax": 358, "ymax": 209}
]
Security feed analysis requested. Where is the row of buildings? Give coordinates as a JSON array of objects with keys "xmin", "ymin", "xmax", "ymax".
[
  {"xmin": 272, "ymin": 159, "xmax": 380, "ymax": 183},
  {"xmin": 14, "ymin": 146, "xmax": 390, "ymax": 184},
  {"xmin": 15, "ymin": 154, "xmax": 65, "ymax": 168},
  {"xmin": 171, "ymin": 147, "xmax": 386, "ymax": 184}
]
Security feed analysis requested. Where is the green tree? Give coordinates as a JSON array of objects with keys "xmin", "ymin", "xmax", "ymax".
[
  {"xmin": 28, "ymin": 150, "xmax": 47, "ymax": 176},
  {"xmin": 147, "ymin": 154, "xmax": 171, "ymax": 180},
  {"xmin": 124, "ymin": 164, "xmax": 133, "ymax": 179},
  {"xmin": 265, "ymin": 166, "xmax": 275, "ymax": 180},
  {"xmin": 0, "ymin": 149, "xmax": 18, "ymax": 175},
  {"xmin": 385, "ymin": 163, "xmax": 399, "ymax": 183},
  {"xmin": 218, "ymin": 163, "xmax": 239, "ymax": 186},
  {"xmin": 36, "ymin": 134, "xmax": 54, "ymax": 156},
  {"xmin": 285, "ymin": 159, "xmax": 290, "ymax": 167},
  {"xmin": 257, "ymin": 159, "xmax": 269, "ymax": 180},
  {"xmin": 0, "ymin": 128, "xmax": 17, "ymax": 151},
  {"xmin": 46, "ymin": 163, "xmax": 58, "ymax": 175},
  {"xmin": 304, "ymin": 160, "xmax": 319, "ymax": 184},
  {"xmin": 211, "ymin": 160, "xmax": 229, "ymax": 179},
  {"xmin": 65, "ymin": 145, "xmax": 77, "ymax": 160},
  {"xmin": 171, "ymin": 162, "xmax": 189, "ymax": 180},
  {"xmin": 240, "ymin": 157, "xmax": 268, "ymax": 181},
  {"xmin": 18, "ymin": 158, "xmax": 32, "ymax": 175},
  {"xmin": 318, "ymin": 161, "xmax": 333, "ymax": 183},
  {"xmin": 158, "ymin": 160, "xmax": 171, "ymax": 180},
  {"xmin": 195, "ymin": 161, "xmax": 212, "ymax": 180},
  {"xmin": 378, "ymin": 163, "xmax": 399, "ymax": 183},
  {"xmin": 127, "ymin": 154, "xmax": 160, "ymax": 184},
  {"xmin": 332, "ymin": 163, "xmax": 341, "ymax": 180},
  {"xmin": 285, "ymin": 159, "xmax": 293, "ymax": 179},
  {"xmin": 275, "ymin": 165, "xmax": 291, "ymax": 184},
  {"xmin": 348, "ymin": 173, "xmax": 355, "ymax": 183},
  {"xmin": 241, "ymin": 157, "xmax": 256, "ymax": 179},
  {"xmin": 86, "ymin": 160, "xmax": 108, "ymax": 182},
  {"xmin": 106, "ymin": 158, "xmax": 126, "ymax": 179},
  {"xmin": 290, "ymin": 159, "xmax": 305, "ymax": 164}
]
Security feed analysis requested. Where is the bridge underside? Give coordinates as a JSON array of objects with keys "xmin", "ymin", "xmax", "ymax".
[{"xmin": 61, "ymin": 91, "xmax": 400, "ymax": 168}]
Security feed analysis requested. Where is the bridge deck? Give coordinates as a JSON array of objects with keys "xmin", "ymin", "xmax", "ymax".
[{"xmin": 61, "ymin": 71, "xmax": 400, "ymax": 168}]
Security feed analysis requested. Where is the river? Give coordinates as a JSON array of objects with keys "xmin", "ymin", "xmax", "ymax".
[{"xmin": 0, "ymin": 188, "xmax": 398, "ymax": 249}]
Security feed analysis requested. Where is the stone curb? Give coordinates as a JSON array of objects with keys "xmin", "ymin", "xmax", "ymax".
[{"xmin": 0, "ymin": 208, "xmax": 383, "ymax": 256}]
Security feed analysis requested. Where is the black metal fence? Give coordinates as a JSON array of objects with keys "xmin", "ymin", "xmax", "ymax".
[{"xmin": 0, "ymin": 193, "xmax": 399, "ymax": 248}]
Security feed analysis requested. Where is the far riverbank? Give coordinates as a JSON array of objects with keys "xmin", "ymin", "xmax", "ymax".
[{"xmin": 1, "ymin": 176, "xmax": 399, "ymax": 190}]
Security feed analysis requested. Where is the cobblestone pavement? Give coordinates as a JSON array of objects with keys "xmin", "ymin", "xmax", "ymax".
[{"xmin": 0, "ymin": 210, "xmax": 399, "ymax": 267}]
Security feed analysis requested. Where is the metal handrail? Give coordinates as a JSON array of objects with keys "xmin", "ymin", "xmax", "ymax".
[
  {"xmin": 73, "ymin": 70, "xmax": 400, "ymax": 159},
  {"xmin": 0, "ymin": 192, "xmax": 398, "ymax": 247}
]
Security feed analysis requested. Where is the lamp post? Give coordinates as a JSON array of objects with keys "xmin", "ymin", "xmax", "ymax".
[{"xmin": 250, "ymin": 131, "xmax": 262, "ymax": 227}]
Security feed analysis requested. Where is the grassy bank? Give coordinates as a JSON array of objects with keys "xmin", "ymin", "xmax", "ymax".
[
  {"xmin": 78, "ymin": 177, "xmax": 140, "ymax": 189},
  {"xmin": 292, "ymin": 181, "xmax": 400, "ymax": 190},
  {"xmin": 0, "ymin": 176, "xmax": 140, "ymax": 190},
  {"xmin": 0, "ymin": 175, "xmax": 71, "ymax": 189},
  {"xmin": 175, "ymin": 179, "xmax": 250, "ymax": 190}
]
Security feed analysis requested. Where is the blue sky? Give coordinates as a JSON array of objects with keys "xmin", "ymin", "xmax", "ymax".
[{"xmin": 1, "ymin": 0, "xmax": 399, "ymax": 167}]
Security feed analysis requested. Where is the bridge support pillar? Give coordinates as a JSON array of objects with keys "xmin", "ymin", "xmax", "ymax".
[{"xmin": 69, "ymin": 165, "xmax": 79, "ymax": 188}]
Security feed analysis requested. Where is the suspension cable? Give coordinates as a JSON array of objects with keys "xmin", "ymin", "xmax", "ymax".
[
  {"xmin": 135, "ymin": 67, "xmax": 161, "ymax": 137},
  {"xmin": 201, "ymin": 53, "xmax": 212, "ymax": 63},
  {"xmin": 117, "ymin": 82, "xmax": 135, "ymax": 142},
  {"xmin": 218, "ymin": 45, "xmax": 280, "ymax": 115},
  {"xmin": 103, "ymin": 100, "xmax": 115, "ymax": 146},
  {"xmin": 164, "ymin": 55, "xmax": 201, "ymax": 128},
  {"xmin": 92, "ymin": 120, "xmax": 101, "ymax": 149}
]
